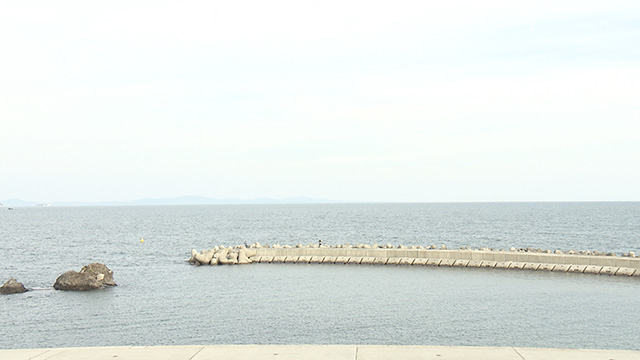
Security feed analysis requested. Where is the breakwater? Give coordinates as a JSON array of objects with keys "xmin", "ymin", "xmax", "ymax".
[{"xmin": 188, "ymin": 244, "xmax": 640, "ymax": 277}]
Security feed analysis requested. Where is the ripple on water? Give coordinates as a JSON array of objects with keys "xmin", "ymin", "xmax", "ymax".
[{"xmin": 1, "ymin": 203, "xmax": 639, "ymax": 349}]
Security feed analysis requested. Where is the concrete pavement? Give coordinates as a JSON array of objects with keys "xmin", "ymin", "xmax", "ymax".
[{"xmin": 2, "ymin": 345, "xmax": 639, "ymax": 360}]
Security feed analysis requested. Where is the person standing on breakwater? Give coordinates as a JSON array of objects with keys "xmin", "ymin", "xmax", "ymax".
[{"xmin": 318, "ymin": 238, "xmax": 322, "ymax": 246}]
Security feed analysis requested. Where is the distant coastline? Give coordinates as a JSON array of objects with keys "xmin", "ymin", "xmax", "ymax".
[
  {"xmin": 2, "ymin": 197, "xmax": 638, "ymax": 207},
  {"xmin": 0, "ymin": 196, "xmax": 336, "ymax": 207}
]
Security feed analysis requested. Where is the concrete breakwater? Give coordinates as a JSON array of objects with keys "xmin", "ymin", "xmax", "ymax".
[{"xmin": 188, "ymin": 244, "xmax": 640, "ymax": 277}]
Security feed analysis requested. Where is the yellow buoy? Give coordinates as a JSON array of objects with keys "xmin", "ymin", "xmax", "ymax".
[{"xmin": 140, "ymin": 237, "xmax": 144, "ymax": 243}]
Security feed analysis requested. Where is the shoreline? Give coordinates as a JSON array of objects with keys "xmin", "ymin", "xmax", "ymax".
[{"xmin": 3, "ymin": 345, "xmax": 640, "ymax": 360}]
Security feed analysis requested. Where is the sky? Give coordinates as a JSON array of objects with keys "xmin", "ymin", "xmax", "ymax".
[{"xmin": 1, "ymin": 0, "xmax": 639, "ymax": 203}]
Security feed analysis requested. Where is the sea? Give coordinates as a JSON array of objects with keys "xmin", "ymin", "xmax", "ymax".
[{"xmin": 1, "ymin": 202, "xmax": 639, "ymax": 350}]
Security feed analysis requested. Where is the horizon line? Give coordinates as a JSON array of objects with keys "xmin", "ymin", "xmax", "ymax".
[{"xmin": 1, "ymin": 196, "xmax": 639, "ymax": 207}]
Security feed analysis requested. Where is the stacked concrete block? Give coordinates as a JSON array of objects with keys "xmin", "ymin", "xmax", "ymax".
[
  {"xmin": 399, "ymin": 258, "xmax": 414, "ymax": 265},
  {"xmin": 439, "ymin": 259, "xmax": 455, "ymax": 267},
  {"xmin": 583, "ymin": 265, "xmax": 602, "ymax": 274},
  {"xmin": 413, "ymin": 258, "xmax": 428, "ymax": 266},
  {"xmin": 426, "ymin": 259, "xmax": 442, "ymax": 266},
  {"xmin": 480, "ymin": 261, "xmax": 497, "ymax": 268},
  {"xmin": 615, "ymin": 267, "xmax": 636, "ymax": 276},
  {"xmin": 322, "ymin": 256, "xmax": 336, "ymax": 264},
  {"xmin": 453, "ymin": 259, "xmax": 469, "ymax": 267},
  {"xmin": 386, "ymin": 258, "xmax": 401, "ymax": 265},
  {"xmin": 466, "ymin": 260, "xmax": 482, "ymax": 268},
  {"xmin": 537, "ymin": 263, "xmax": 556, "ymax": 271},
  {"xmin": 599, "ymin": 266, "xmax": 618, "ymax": 275},
  {"xmin": 552, "ymin": 265, "xmax": 571, "ymax": 272},
  {"xmin": 360, "ymin": 257, "xmax": 375, "ymax": 265},
  {"xmin": 568, "ymin": 265, "xmax": 587, "ymax": 273}
]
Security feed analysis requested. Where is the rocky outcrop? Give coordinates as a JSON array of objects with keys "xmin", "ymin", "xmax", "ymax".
[
  {"xmin": 0, "ymin": 278, "xmax": 28, "ymax": 294},
  {"xmin": 54, "ymin": 263, "xmax": 116, "ymax": 291},
  {"xmin": 54, "ymin": 271, "xmax": 102, "ymax": 291},
  {"xmin": 80, "ymin": 263, "xmax": 116, "ymax": 286}
]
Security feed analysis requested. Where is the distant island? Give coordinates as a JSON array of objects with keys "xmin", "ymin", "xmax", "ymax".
[{"xmin": 0, "ymin": 196, "xmax": 335, "ymax": 207}]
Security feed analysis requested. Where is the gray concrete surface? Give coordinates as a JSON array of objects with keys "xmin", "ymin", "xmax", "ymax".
[{"xmin": 3, "ymin": 345, "xmax": 640, "ymax": 360}]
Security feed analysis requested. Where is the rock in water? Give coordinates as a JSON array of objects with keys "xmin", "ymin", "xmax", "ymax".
[
  {"xmin": 80, "ymin": 263, "xmax": 116, "ymax": 286},
  {"xmin": 54, "ymin": 263, "xmax": 116, "ymax": 291},
  {"xmin": 0, "ymin": 278, "xmax": 28, "ymax": 294},
  {"xmin": 54, "ymin": 271, "xmax": 103, "ymax": 291}
]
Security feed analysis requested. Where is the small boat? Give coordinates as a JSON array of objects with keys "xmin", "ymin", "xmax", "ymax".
[{"xmin": 8, "ymin": 208, "xmax": 14, "ymax": 210}]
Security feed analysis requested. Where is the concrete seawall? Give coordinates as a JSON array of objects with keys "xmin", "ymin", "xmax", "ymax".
[
  {"xmin": 189, "ymin": 245, "xmax": 640, "ymax": 277},
  {"xmin": 3, "ymin": 345, "xmax": 640, "ymax": 360}
]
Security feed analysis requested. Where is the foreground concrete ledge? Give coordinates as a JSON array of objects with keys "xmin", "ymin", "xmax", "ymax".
[{"xmin": 3, "ymin": 345, "xmax": 640, "ymax": 360}]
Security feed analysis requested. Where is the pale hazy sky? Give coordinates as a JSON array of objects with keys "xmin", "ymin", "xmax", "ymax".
[{"xmin": 1, "ymin": 1, "xmax": 639, "ymax": 203}]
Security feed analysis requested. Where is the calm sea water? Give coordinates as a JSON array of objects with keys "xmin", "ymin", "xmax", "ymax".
[{"xmin": 1, "ymin": 203, "xmax": 639, "ymax": 350}]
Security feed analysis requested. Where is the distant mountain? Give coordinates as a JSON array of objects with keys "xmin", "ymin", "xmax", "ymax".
[
  {"xmin": 0, "ymin": 198, "xmax": 39, "ymax": 207},
  {"xmin": 100, "ymin": 195, "xmax": 334, "ymax": 205},
  {"xmin": 1, "ymin": 196, "xmax": 335, "ymax": 207}
]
